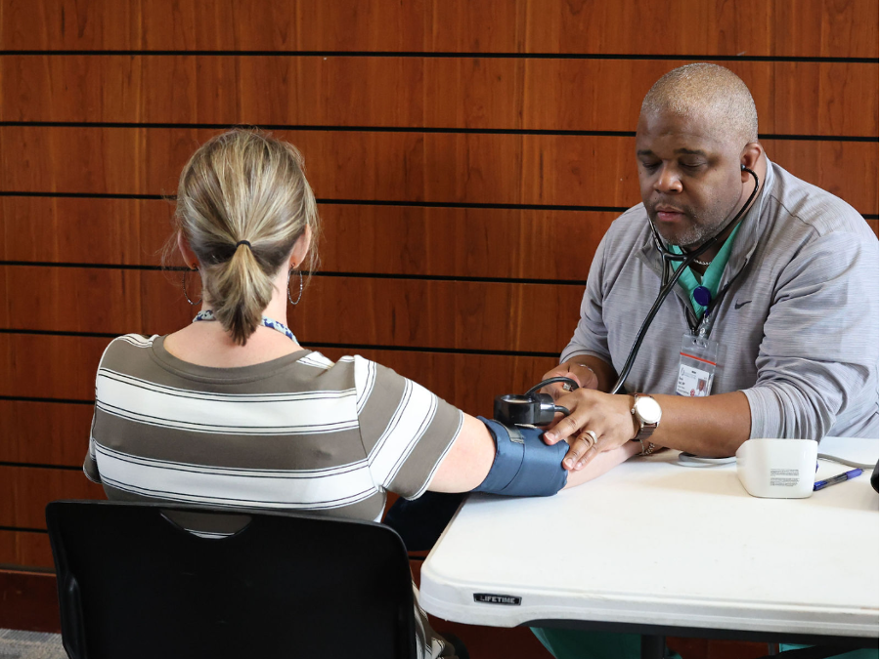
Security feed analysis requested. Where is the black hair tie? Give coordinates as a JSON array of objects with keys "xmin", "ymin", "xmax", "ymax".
[{"xmin": 236, "ymin": 240, "xmax": 252, "ymax": 249}]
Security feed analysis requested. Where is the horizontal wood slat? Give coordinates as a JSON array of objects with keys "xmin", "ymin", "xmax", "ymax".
[
  {"xmin": 0, "ymin": 466, "xmax": 105, "ymax": 531},
  {"xmin": 0, "ymin": 334, "xmax": 558, "ymax": 416},
  {"xmin": 0, "ymin": 267, "xmax": 584, "ymax": 353},
  {"xmin": 0, "ymin": 534, "xmax": 54, "ymax": 570},
  {"xmin": 0, "ymin": 197, "xmax": 618, "ymax": 280},
  {"xmin": 1, "ymin": 128, "xmax": 876, "ymax": 213},
  {"xmin": 524, "ymin": 0, "xmax": 878, "ymax": 60},
  {"xmin": 0, "ymin": 569, "xmax": 61, "ymax": 633},
  {"xmin": 1, "ymin": 198, "xmax": 875, "ymax": 275},
  {"xmin": 0, "ymin": 401, "xmax": 92, "ymax": 467},
  {"xmin": 2, "ymin": 56, "xmax": 876, "ymax": 137},
  {"xmin": 1, "ymin": 335, "xmax": 108, "ymax": 401},
  {"xmin": 1, "ymin": 0, "xmax": 875, "ymax": 58}
]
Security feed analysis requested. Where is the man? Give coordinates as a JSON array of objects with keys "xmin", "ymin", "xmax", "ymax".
[
  {"xmin": 533, "ymin": 62, "xmax": 878, "ymax": 659},
  {"xmin": 541, "ymin": 63, "xmax": 878, "ymax": 474}
]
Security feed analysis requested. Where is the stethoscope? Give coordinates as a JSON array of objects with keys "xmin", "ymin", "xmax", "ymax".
[
  {"xmin": 609, "ymin": 166, "xmax": 761, "ymax": 395},
  {"xmin": 492, "ymin": 166, "xmax": 760, "ymax": 427}
]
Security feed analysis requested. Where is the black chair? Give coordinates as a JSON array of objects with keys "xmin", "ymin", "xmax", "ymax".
[{"xmin": 46, "ymin": 500, "xmax": 417, "ymax": 659}]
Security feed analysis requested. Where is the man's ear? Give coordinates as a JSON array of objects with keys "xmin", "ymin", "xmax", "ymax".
[
  {"xmin": 740, "ymin": 143, "xmax": 763, "ymax": 180},
  {"xmin": 177, "ymin": 232, "xmax": 199, "ymax": 270},
  {"xmin": 289, "ymin": 226, "xmax": 312, "ymax": 269}
]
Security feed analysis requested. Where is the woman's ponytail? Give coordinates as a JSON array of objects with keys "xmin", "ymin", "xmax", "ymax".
[{"xmin": 205, "ymin": 242, "xmax": 275, "ymax": 346}]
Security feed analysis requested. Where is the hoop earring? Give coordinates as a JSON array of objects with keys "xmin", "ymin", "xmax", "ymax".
[
  {"xmin": 287, "ymin": 269, "xmax": 303, "ymax": 306},
  {"xmin": 182, "ymin": 268, "xmax": 201, "ymax": 305}
]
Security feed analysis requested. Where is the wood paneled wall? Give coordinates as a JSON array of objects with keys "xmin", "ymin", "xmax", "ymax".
[{"xmin": 0, "ymin": 0, "xmax": 876, "ymax": 616}]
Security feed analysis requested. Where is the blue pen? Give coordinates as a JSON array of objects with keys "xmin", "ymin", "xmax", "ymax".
[{"xmin": 814, "ymin": 468, "xmax": 863, "ymax": 491}]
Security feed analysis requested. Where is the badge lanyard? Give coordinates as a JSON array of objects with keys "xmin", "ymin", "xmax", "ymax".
[
  {"xmin": 675, "ymin": 270, "xmax": 722, "ymax": 398},
  {"xmin": 675, "ymin": 282, "xmax": 728, "ymax": 398},
  {"xmin": 676, "ymin": 321, "xmax": 718, "ymax": 397},
  {"xmin": 671, "ymin": 231, "xmax": 754, "ymax": 397},
  {"xmin": 192, "ymin": 309, "xmax": 298, "ymax": 343}
]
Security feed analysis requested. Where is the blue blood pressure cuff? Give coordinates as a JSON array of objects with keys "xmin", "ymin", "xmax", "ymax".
[{"xmin": 471, "ymin": 417, "xmax": 568, "ymax": 496}]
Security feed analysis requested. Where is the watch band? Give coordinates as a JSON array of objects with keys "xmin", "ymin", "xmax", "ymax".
[{"xmin": 636, "ymin": 439, "xmax": 657, "ymax": 456}]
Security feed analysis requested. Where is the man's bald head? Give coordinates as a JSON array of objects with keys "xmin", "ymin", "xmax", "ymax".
[{"xmin": 640, "ymin": 64, "xmax": 758, "ymax": 146}]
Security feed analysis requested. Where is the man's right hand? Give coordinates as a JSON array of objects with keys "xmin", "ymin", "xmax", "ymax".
[{"xmin": 540, "ymin": 361, "xmax": 600, "ymax": 401}]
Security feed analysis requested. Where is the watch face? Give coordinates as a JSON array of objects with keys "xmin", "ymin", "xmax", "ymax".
[{"xmin": 635, "ymin": 396, "xmax": 662, "ymax": 424}]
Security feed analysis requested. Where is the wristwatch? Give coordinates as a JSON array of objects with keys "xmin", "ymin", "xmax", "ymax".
[{"xmin": 630, "ymin": 394, "xmax": 662, "ymax": 441}]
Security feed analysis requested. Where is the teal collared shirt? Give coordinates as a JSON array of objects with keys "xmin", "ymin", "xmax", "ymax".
[{"xmin": 669, "ymin": 224, "xmax": 742, "ymax": 317}]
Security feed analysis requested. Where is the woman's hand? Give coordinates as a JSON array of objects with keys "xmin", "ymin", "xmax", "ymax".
[{"xmin": 543, "ymin": 389, "xmax": 638, "ymax": 471}]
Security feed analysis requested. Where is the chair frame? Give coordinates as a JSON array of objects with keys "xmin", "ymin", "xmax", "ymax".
[{"xmin": 46, "ymin": 499, "xmax": 417, "ymax": 659}]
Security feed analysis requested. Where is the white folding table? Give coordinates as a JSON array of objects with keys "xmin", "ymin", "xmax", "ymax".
[{"xmin": 420, "ymin": 437, "xmax": 879, "ymax": 656}]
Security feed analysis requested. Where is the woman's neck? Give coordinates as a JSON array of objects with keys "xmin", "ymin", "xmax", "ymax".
[
  {"xmin": 164, "ymin": 321, "xmax": 304, "ymax": 368},
  {"xmin": 164, "ymin": 275, "xmax": 304, "ymax": 368}
]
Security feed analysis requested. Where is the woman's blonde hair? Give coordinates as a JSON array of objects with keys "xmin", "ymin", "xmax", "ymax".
[{"xmin": 173, "ymin": 129, "xmax": 320, "ymax": 345}]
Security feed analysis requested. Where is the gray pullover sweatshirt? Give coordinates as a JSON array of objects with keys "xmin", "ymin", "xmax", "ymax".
[{"xmin": 562, "ymin": 161, "xmax": 879, "ymax": 439}]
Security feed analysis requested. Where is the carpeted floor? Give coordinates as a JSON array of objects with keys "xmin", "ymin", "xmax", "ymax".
[{"xmin": 0, "ymin": 629, "xmax": 66, "ymax": 659}]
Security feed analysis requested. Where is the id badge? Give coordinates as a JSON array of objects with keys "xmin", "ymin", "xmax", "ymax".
[{"xmin": 676, "ymin": 333, "xmax": 718, "ymax": 397}]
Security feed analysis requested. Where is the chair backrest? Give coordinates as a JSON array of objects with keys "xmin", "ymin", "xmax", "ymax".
[{"xmin": 46, "ymin": 500, "xmax": 416, "ymax": 659}]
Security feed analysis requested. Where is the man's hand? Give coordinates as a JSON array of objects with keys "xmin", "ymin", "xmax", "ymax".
[
  {"xmin": 542, "ymin": 389, "xmax": 637, "ymax": 471},
  {"xmin": 539, "ymin": 361, "xmax": 600, "ymax": 401}
]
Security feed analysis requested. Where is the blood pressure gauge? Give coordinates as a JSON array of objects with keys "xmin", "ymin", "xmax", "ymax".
[{"xmin": 493, "ymin": 377, "xmax": 579, "ymax": 426}]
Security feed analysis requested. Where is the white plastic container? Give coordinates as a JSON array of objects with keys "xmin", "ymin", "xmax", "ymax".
[{"xmin": 735, "ymin": 438, "xmax": 818, "ymax": 498}]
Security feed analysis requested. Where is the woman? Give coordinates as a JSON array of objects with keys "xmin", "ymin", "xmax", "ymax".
[{"xmin": 83, "ymin": 129, "xmax": 639, "ymax": 659}]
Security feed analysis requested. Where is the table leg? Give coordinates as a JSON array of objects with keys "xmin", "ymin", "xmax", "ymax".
[{"xmin": 640, "ymin": 634, "xmax": 666, "ymax": 659}]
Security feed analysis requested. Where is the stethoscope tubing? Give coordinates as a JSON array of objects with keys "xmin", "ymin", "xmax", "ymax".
[{"xmin": 609, "ymin": 168, "xmax": 760, "ymax": 395}]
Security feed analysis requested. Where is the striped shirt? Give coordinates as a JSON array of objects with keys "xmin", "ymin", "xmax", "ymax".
[{"xmin": 84, "ymin": 333, "xmax": 463, "ymax": 659}]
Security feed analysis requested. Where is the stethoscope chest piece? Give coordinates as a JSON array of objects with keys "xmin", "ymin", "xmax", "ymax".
[{"xmin": 693, "ymin": 285, "xmax": 712, "ymax": 307}]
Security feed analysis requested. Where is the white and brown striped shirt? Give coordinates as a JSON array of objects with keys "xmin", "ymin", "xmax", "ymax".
[{"xmin": 84, "ymin": 333, "xmax": 463, "ymax": 659}]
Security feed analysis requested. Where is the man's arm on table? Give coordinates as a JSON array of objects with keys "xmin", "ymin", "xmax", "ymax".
[
  {"xmin": 543, "ymin": 353, "xmax": 751, "ymax": 464},
  {"xmin": 545, "ymin": 388, "xmax": 750, "ymax": 472},
  {"xmin": 543, "ymin": 228, "xmax": 879, "ymax": 471}
]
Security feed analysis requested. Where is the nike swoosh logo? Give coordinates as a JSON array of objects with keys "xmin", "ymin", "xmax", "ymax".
[{"xmin": 734, "ymin": 300, "xmax": 752, "ymax": 309}]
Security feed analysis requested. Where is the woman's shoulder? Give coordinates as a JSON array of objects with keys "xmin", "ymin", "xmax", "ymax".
[
  {"xmin": 94, "ymin": 334, "xmax": 173, "ymax": 393},
  {"xmin": 107, "ymin": 333, "xmax": 160, "ymax": 349},
  {"xmin": 308, "ymin": 353, "xmax": 432, "ymax": 413},
  {"xmin": 305, "ymin": 353, "xmax": 395, "ymax": 395},
  {"xmin": 99, "ymin": 333, "xmax": 161, "ymax": 366}
]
